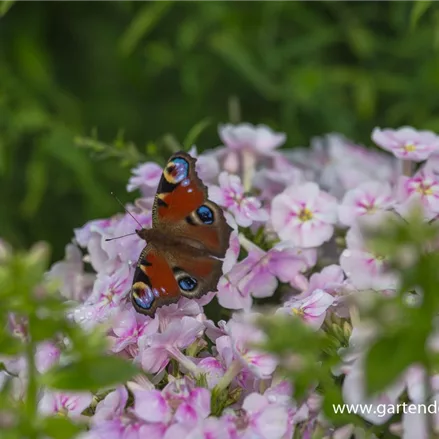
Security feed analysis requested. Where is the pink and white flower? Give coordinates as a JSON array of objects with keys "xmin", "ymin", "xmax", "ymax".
[
  {"xmin": 340, "ymin": 224, "xmax": 398, "ymax": 291},
  {"xmin": 225, "ymin": 316, "xmax": 277, "ymax": 379},
  {"xmin": 110, "ymin": 308, "xmax": 159, "ymax": 355},
  {"xmin": 93, "ymin": 387, "xmax": 128, "ymax": 424},
  {"xmin": 271, "ymin": 182, "xmax": 338, "ymax": 248},
  {"xmin": 238, "ymin": 392, "xmax": 289, "ymax": 439},
  {"xmin": 132, "ymin": 389, "xmax": 172, "ymax": 424},
  {"xmin": 338, "ymin": 181, "xmax": 395, "ymax": 227},
  {"xmin": 73, "ymin": 265, "xmax": 132, "ymax": 328},
  {"xmin": 219, "ymin": 123, "xmax": 286, "ymax": 154},
  {"xmin": 209, "ymin": 172, "xmax": 268, "ymax": 227},
  {"xmin": 372, "ymin": 126, "xmax": 439, "ymax": 161},
  {"xmin": 140, "ymin": 316, "xmax": 203, "ymax": 375},
  {"xmin": 217, "ymin": 241, "xmax": 312, "ymax": 310},
  {"xmin": 396, "ymin": 169, "xmax": 439, "ymax": 220},
  {"xmin": 47, "ymin": 243, "xmax": 95, "ymax": 301},
  {"xmin": 35, "ymin": 342, "xmax": 61, "ymax": 373},
  {"xmin": 38, "ymin": 390, "xmax": 93, "ymax": 418},
  {"xmin": 277, "ymin": 289, "xmax": 334, "ymax": 330},
  {"xmin": 127, "ymin": 162, "xmax": 163, "ymax": 197},
  {"xmin": 288, "ymin": 133, "xmax": 396, "ymax": 197}
]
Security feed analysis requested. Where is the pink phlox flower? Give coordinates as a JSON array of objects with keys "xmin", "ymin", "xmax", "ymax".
[
  {"xmin": 47, "ymin": 243, "xmax": 95, "ymax": 301},
  {"xmin": 217, "ymin": 240, "xmax": 311, "ymax": 311},
  {"xmin": 84, "ymin": 418, "xmax": 162, "ymax": 439},
  {"xmin": 172, "ymin": 387, "xmax": 211, "ymax": 426},
  {"xmin": 180, "ymin": 417, "xmax": 234, "ymax": 439},
  {"xmin": 253, "ymin": 154, "xmax": 303, "ymax": 202},
  {"xmin": 196, "ymin": 356, "xmax": 226, "ymax": 389},
  {"xmin": 8, "ymin": 313, "xmax": 27, "ymax": 339},
  {"xmin": 338, "ymin": 181, "xmax": 395, "ymax": 227},
  {"xmin": 271, "ymin": 182, "xmax": 338, "ymax": 248},
  {"xmin": 155, "ymin": 299, "xmax": 203, "ymax": 332},
  {"xmin": 342, "ymin": 355, "xmax": 405, "ymax": 425},
  {"xmin": 340, "ymin": 223, "xmax": 398, "ymax": 291},
  {"xmin": 35, "ymin": 341, "xmax": 60, "ymax": 373},
  {"xmin": 224, "ymin": 315, "xmax": 277, "ymax": 379},
  {"xmin": 396, "ymin": 169, "xmax": 439, "ymax": 220},
  {"xmin": 405, "ymin": 365, "xmax": 426, "ymax": 404},
  {"xmin": 296, "ymin": 264, "xmax": 350, "ymax": 317},
  {"xmin": 288, "ymin": 134, "xmax": 396, "ymax": 197},
  {"xmin": 73, "ymin": 265, "xmax": 132, "ymax": 328},
  {"xmin": 188, "ymin": 146, "xmax": 221, "ymax": 184},
  {"xmin": 110, "ymin": 308, "xmax": 159, "ymax": 356},
  {"xmin": 219, "ymin": 123, "xmax": 286, "ymax": 154},
  {"xmin": 302, "ymin": 265, "xmax": 345, "ymax": 299},
  {"xmin": 102, "ymin": 210, "xmax": 152, "ymax": 265},
  {"xmin": 372, "ymin": 126, "xmax": 439, "ymax": 161},
  {"xmin": 238, "ymin": 392, "xmax": 289, "ymax": 439},
  {"xmin": 265, "ymin": 380, "xmax": 309, "ymax": 428},
  {"xmin": 93, "ymin": 386, "xmax": 128, "ymax": 424},
  {"xmin": 74, "ymin": 218, "xmax": 117, "ymax": 273},
  {"xmin": 222, "ymin": 231, "xmax": 240, "ymax": 275},
  {"xmin": 140, "ymin": 316, "xmax": 204, "ymax": 374},
  {"xmin": 277, "ymin": 289, "xmax": 334, "ymax": 330},
  {"xmin": 127, "ymin": 162, "xmax": 163, "ymax": 197},
  {"xmin": 209, "ymin": 172, "xmax": 268, "ymax": 227},
  {"xmin": 204, "ymin": 319, "xmax": 228, "ymax": 343},
  {"xmin": 133, "ymin": 382, "xmax": 210, "ymax": 429},
  {"xmin": 133, "ymin": 389, "xmax": 173, "ymax": 424},
  {"xmin": 38, "ymin": 390, "xmax": 93, "ymax": 418}
]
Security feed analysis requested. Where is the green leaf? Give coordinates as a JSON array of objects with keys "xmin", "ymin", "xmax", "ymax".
[
  {"xmin": 31, "ymin": 316, "xmax": 68, "ymax": 342},
  {"xmin": 365, "ymin": 331, "xmax": 425, "ymax": 395},
  {"xmin": 0, "ymin": 1, "xmax": 14, "ymax": 18},
  {"xmin": 42, "ymin": 356, "xmax": 138, "ymax": 392},
  {"xmin": 183, "ymin": 118, "xmax": 212, "ymax": 150},
  {"xmin": 42, "ymin": 416, "xmax": 83, "ymax": 439},
  {"xmin": 210, "ymin": 33, "xmax": 280, "ymax": 100},
  {"xmin": 410, "ymin": 1, "xmax": 432, "ymax": 31},
  {"xmin": 119, "ymin": 2, "xmax": 173, "ymax": 55},
  {"xmin": 0, "ymin": 332, "xmax": 23, "ymax": 355}
]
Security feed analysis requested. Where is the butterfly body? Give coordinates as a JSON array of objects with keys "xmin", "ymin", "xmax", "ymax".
[{"xmin": 130, "ymin": 152, "xmax": 232, "ymax": 316}]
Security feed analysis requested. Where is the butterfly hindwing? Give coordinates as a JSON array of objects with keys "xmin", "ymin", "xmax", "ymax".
[
  {"xmin": 131, "ymin": 244, "xmax": 223, "ymax": 316},
  {"xmin": 131, "ymin": 245, "xmax": 181, "ymax": 316}
]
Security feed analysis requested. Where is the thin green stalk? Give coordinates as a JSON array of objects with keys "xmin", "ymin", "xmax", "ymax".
[
  {"xmin": 214, "ymin": 359, "xmax": 243, "ymax": 392},
  {"xmin": 25, "ymin": 321, "xmax": 37, "ymax": 439}
]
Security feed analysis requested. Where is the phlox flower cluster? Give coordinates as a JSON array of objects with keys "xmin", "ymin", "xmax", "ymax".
[{"xmin": 4, "ymin": 123, "xmax": 439, "ymax": 438}]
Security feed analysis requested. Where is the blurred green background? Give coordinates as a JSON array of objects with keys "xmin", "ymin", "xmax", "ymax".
[{"xmin": 0, "ymin": 1, "xmax": 438, "ymax": 261}]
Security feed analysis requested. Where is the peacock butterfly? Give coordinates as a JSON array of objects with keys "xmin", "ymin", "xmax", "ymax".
[{"xmin": 130, "ymin": 151, "xmax": 232, "ymax": 316}]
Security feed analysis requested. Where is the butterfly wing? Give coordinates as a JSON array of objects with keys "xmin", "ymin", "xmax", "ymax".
[
  {"xmin": 131, "ymin": 244, "xmax": 223, "ymax": 316},
  {"xmin": 152, "ymin": 151, "xmax": 231, "ymax": 258}
]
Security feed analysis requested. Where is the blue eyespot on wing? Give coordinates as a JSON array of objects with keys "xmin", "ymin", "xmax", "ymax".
[
  {"xmin": 132, "ymin": 282, "xmax": 155, "ymax": 310},
  {"xmin": 165, "ymin": 157, "xmax": 189, "ymax": 184},
  {"xmin": 178, "ymin": 276, "xmax": 198, "ymax": 292},
  {"xmin": 196, "ymin": 205, "xmax": 214, "ymax": 224}
]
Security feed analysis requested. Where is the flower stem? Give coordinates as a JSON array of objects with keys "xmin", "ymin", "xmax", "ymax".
[
  {"xmin": 168, "ymin": 347, "xmax": 201, "ymax": 377},
  {"xmin": 242, "ymin": 150, "xmax": 256, "ymax": 193},
  {"xmin": 228, "ymin": 95, "xmax": 241, "ymax": 124},
  {"xmin": 25, "ymin": 319, "xmax": 37, "ymax": 438},
  {"xmin": 214, "ymin": 359, "xmax": 243, "ymax": 392}
]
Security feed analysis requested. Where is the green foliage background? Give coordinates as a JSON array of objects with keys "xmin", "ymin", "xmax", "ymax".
[{"xmin": 0, "ymin": 1, "xmax": 438, "ymax": 260}]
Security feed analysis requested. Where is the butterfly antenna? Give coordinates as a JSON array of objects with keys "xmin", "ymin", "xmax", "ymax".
[
  {"xmin": 110, "ymin": 192, "xmax": 144, "ymax": 229},
  {"xmin": 105, "ymin": 232, "xmax": 137, "ymax": 242}
]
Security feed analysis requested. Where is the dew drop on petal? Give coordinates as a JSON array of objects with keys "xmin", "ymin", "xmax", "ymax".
[{"xmin": 343, "ymin": 250, "xmax": 351, "ymax": 258}]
